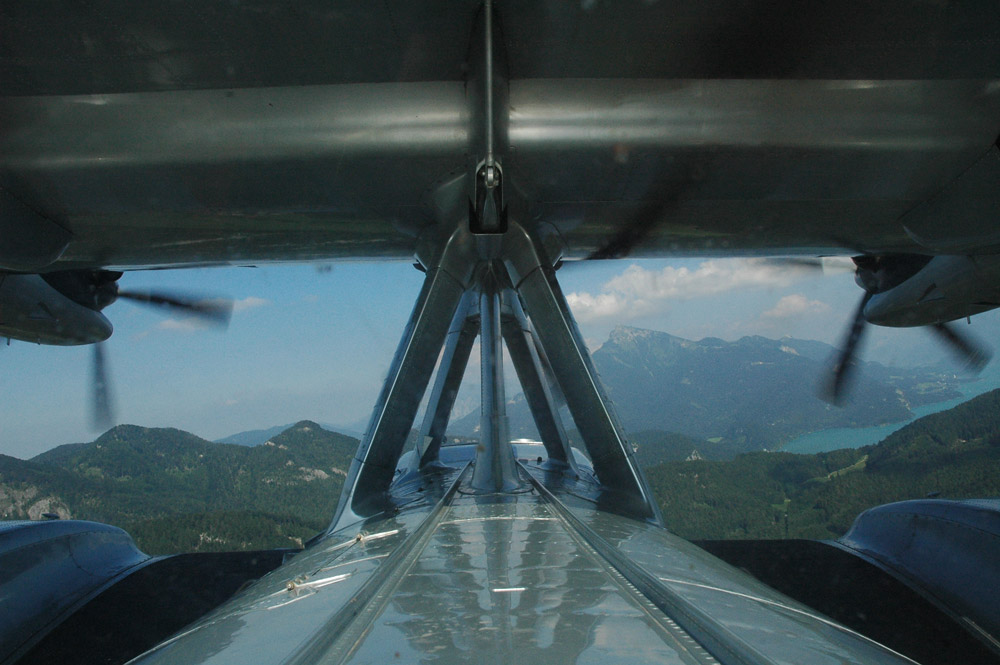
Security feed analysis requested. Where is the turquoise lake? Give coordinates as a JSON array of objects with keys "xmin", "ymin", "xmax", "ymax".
[{"xmin": 782, "ymin": 375, "xmax": 1000, "ymax": 454}]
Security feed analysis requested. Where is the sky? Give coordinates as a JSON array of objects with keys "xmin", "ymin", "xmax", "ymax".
[{"xmin": 3, "ymin": 257, "xmax": 999, "ymax": 460}]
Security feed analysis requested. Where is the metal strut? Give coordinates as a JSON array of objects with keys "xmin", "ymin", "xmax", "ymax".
[
  {"xmin": 415, "ymin": 292, "xmax": 478, "ymax": 469},
  {"xmin": 469, "ymin": 263, "xmax": 525, "ymax": 492},
  {"xmin": 469, "ymin": 0, "xmax": 508, "ymax": 234},
  {"xmin": 330, "ymin": 226, "xmax": 476, "ymax": 530},
  {"xmin": 501, "ymin": 288, "xmax": 577, "ymax": 474},
  {"xmin": 330, "ymin": 0, "xmax": 660, "ymax": 531},
  {"xmin": 503, "ymin": 221, "xmax": 663, "ymax": 523},
  {"xmin": 331, "ymin": 219, "xmax": 661, "ymax": 531}
]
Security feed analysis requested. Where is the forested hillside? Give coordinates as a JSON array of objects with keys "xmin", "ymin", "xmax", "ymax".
[
  {"xmin": 1, "ymin": 421, "xmax": 355, "ymax": 553},
  {"xmin": 3, "ymin": 390, "xmax": 999, "ymax": 554},
  {"xmin": 649, "ymin": 389, "xmax": 1000, "ymax": 540},
  {"xmin": 629, "ymin": 429, "xmax": 745, "ymax": 464}
]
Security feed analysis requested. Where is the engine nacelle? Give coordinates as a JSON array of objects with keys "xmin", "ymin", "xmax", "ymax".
[
  {"xmin": 864, "ymin": 255, "xmax": 1000, "ymax": 327},
  {"xmin": 0, "ymin": 273, "xmax": 112, "ymax": 345}
]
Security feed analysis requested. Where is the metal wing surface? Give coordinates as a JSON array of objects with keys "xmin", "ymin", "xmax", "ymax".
[
  {"xmin": 3, "ymin": 1, "xmax": 1000, "ymax": 270},
  {"xmin": 3, "ymin": 3, "xmax": 1000, "ymax": 665},
  {"xmin": 126, "ymin": 458, "xmax": 923, "ymax": 665}
]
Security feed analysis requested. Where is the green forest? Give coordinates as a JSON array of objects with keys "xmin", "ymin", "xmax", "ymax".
[
  {"xmin": 1, "ymin": 421, "xmax": 355, "ymax": 553},
  {"xmin": 648, "ymin": 388, "xmax": 1000, "ymax": 540},
  {"xmin": 2, "ymin": 391, "xmax": 999, "ymax": 553}
]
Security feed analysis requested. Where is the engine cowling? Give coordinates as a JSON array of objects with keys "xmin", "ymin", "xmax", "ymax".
[
  {"xmin": 863, "ymin": 255, "xmax": 1000, "ymax": 327},
  {"xmin": 0, "ymin": 273, "xmax": 113, "ymax": 345}
]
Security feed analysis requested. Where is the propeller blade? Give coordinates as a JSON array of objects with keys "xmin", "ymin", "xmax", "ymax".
[
  {"xmin": 584, "ymin": 202, "xmax": 667, "ymax": 261},
  {"xmin": 117, "ymin": 290, "xmax": 233, "ymax": 327},
  {"xmin": 822, "ymin": 292, "xmax": 872, "ymax": 405},
  {"xmin": 757, "ymin": 257, "xmax": 857, "ymax": 275},
  {"xmin": 92, "ymin": 343, "xmax": 114, "ymax": 431},
  {"xmin": 929, "ymin": 322, "xmax": 992, "ymax": 372}
]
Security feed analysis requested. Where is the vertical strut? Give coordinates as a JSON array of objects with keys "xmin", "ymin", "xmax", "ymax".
[
  {"xmin": 503, "ymin": 222, "xmax": 662, "ymax": 522},
  {"xmin": 468, "ymin": 0, "xmax": 508, "ymax": 234},
  {"xmin": 501, "ymin": 289, "xmax": 577, "ymax": 474},
  {"xmin": 470, "ymin": 264, "xmax": 523, "ymax": 492},
  {"xmin": 331, "ymin": 0, "xmax": 660, "ymax": 529},
  {"xmin": 331, "ymin": 231, "xmax": 473, "ymax": 530},
  {"xmin": 482, "ymin": 0, "xmax": 496, "ymax": 172},
  {"xmin": 416, "ymin": 292, "xmax": 478, "ymax": 468}
]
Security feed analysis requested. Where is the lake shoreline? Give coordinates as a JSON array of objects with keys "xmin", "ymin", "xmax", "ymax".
[{"xmin": 781, "ymin": 376, "xmax": 1000, "ymax": 454}]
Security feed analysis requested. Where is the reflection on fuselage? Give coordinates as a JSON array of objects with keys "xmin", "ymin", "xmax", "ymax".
[{"xmin": 357, "ymin": 493, "xmax": 688, "ymax": 664}]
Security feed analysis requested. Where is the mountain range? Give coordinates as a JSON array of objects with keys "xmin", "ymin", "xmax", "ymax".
[
  {"xmin": 450, "ymin": 325, "xmax": 964, "ymax": 451},
  {"xmin": 1, "ymin": 421, "xmax": 356, "ymax": 552},
  {"xmin": 4, "ymin": 389, "xmax": 999, "ymax": 553},
  {"xmin": 648, "ymin": 388, "xmax": 1000, "ymax": 540},
  {"xmin": 214, "ymin": 422, "xmax": 363, "ymax": 446},
  {"xmin": 0, "ymin": 325, "xmax": 988, "ymax": 554}
]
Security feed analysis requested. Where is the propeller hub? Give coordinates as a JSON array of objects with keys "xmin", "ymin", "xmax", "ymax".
[{"xmin": 40, "ymin": 269, "xmax": 122, "ymax": 311}]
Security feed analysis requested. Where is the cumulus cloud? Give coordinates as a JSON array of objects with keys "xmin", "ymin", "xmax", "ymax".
[
  {"xmin": 763, "ymin": 294, "xmax": 831, "ymax": 319},
  {"xmin": 564, "ymin": 292, "xmax": 630, "ymax": 321},
  {"xmin": 606, "ymin": 260, "xmax": 802, "ymax": 299},
  {"xmin": 155, "ymin": 318, "xmax": 206, "ymax": 333},
  {"xmin": 233, "ymin": 296, "xmax": 270, "ymax": 313},
  {"xmin": 566, "ymin": 259, "xmax": 810, "ymax": 323}
]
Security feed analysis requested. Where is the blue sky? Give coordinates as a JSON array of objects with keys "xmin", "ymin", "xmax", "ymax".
[{"xmin": 3, "ymin": 257, "xmax": 998, "ymax": 459}]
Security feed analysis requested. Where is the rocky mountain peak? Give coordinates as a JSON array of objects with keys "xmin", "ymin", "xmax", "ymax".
[{"xmin": 608, "ymin": 325, "xmax": 685, "ymax": 349}]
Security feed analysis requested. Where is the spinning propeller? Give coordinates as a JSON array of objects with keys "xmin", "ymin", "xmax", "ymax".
[
  {"xmin": 114, "ymin": 288, "xmax": 234, "ymax": 326},
  {"xmin": 822, "ymin": 256, "xmax": 991, "ymax": 404},
  {"xmin": 60, "ymin": 271, "xmax": 235, "ymax": 429}
]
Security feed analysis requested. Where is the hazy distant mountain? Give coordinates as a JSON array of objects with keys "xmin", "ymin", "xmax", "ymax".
[
  {"xmin": 215, "ymin": 421, "xmax": 363, "ymax": 446},
  {"xmin": 448, "ymin": 392, "xmax": 538, "ymax": 440},
  {"xmin": 594, "ymin": 326, "xmax": 951, "ymax": 442},
  {"xmin": 214, "ymin": 424, "xmax": 297, "ymax": 446},
  {"xmin": 450, "ymin": 326, "xmax": 962, "ymax": 452}
]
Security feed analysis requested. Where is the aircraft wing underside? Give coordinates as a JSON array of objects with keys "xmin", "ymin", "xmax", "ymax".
[
  {"xmin": 4, "ymin": 4, "xmax": 1000, "ymax": 664},
  {"xmin": 2, "ymin": 1, "xmax": 1000, "ymax": 270}
]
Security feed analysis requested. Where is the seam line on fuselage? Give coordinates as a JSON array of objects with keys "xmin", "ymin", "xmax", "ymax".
[
  {"xmin": 523, "ymin": 468, "xmax": 724, "ymax": 665},
  {"xmin": 282, "ymin": 462, "xmax": 470, "ymax": 665}
]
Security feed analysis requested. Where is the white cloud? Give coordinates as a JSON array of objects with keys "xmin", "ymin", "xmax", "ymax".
[
  {"xmin": 134, "ymin": 295, "xmax": 269, "ymax": 339},
  {"xmin": 564, "ymin": 292, "xmax": 630, "ymax": 322},
  {"xmin": 233, "ymin": 296, "xmax": 270, "ymax": 313},
  {"xmin": 567, "ymin": 259, "xmax": 811, "ymax": 323},
  {"xmin": 155, "ymin": 318, "xmax": 206, "ymax": 333},
  {"xmin": 605, "ymin": 260, "xmax": 801, "ymax": 299},
  {"xmin": 763, "ymin": 294, "xmax": 831, "ymax": 319}
]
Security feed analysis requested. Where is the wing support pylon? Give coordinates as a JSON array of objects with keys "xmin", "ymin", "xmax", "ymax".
[
  {"xmin": 330, "ymin": 216, "xmax": 662, "ymax": 532},
  {"xmin": 329, "ymin": 0, "xmax": 659, "ymax": 531}
]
